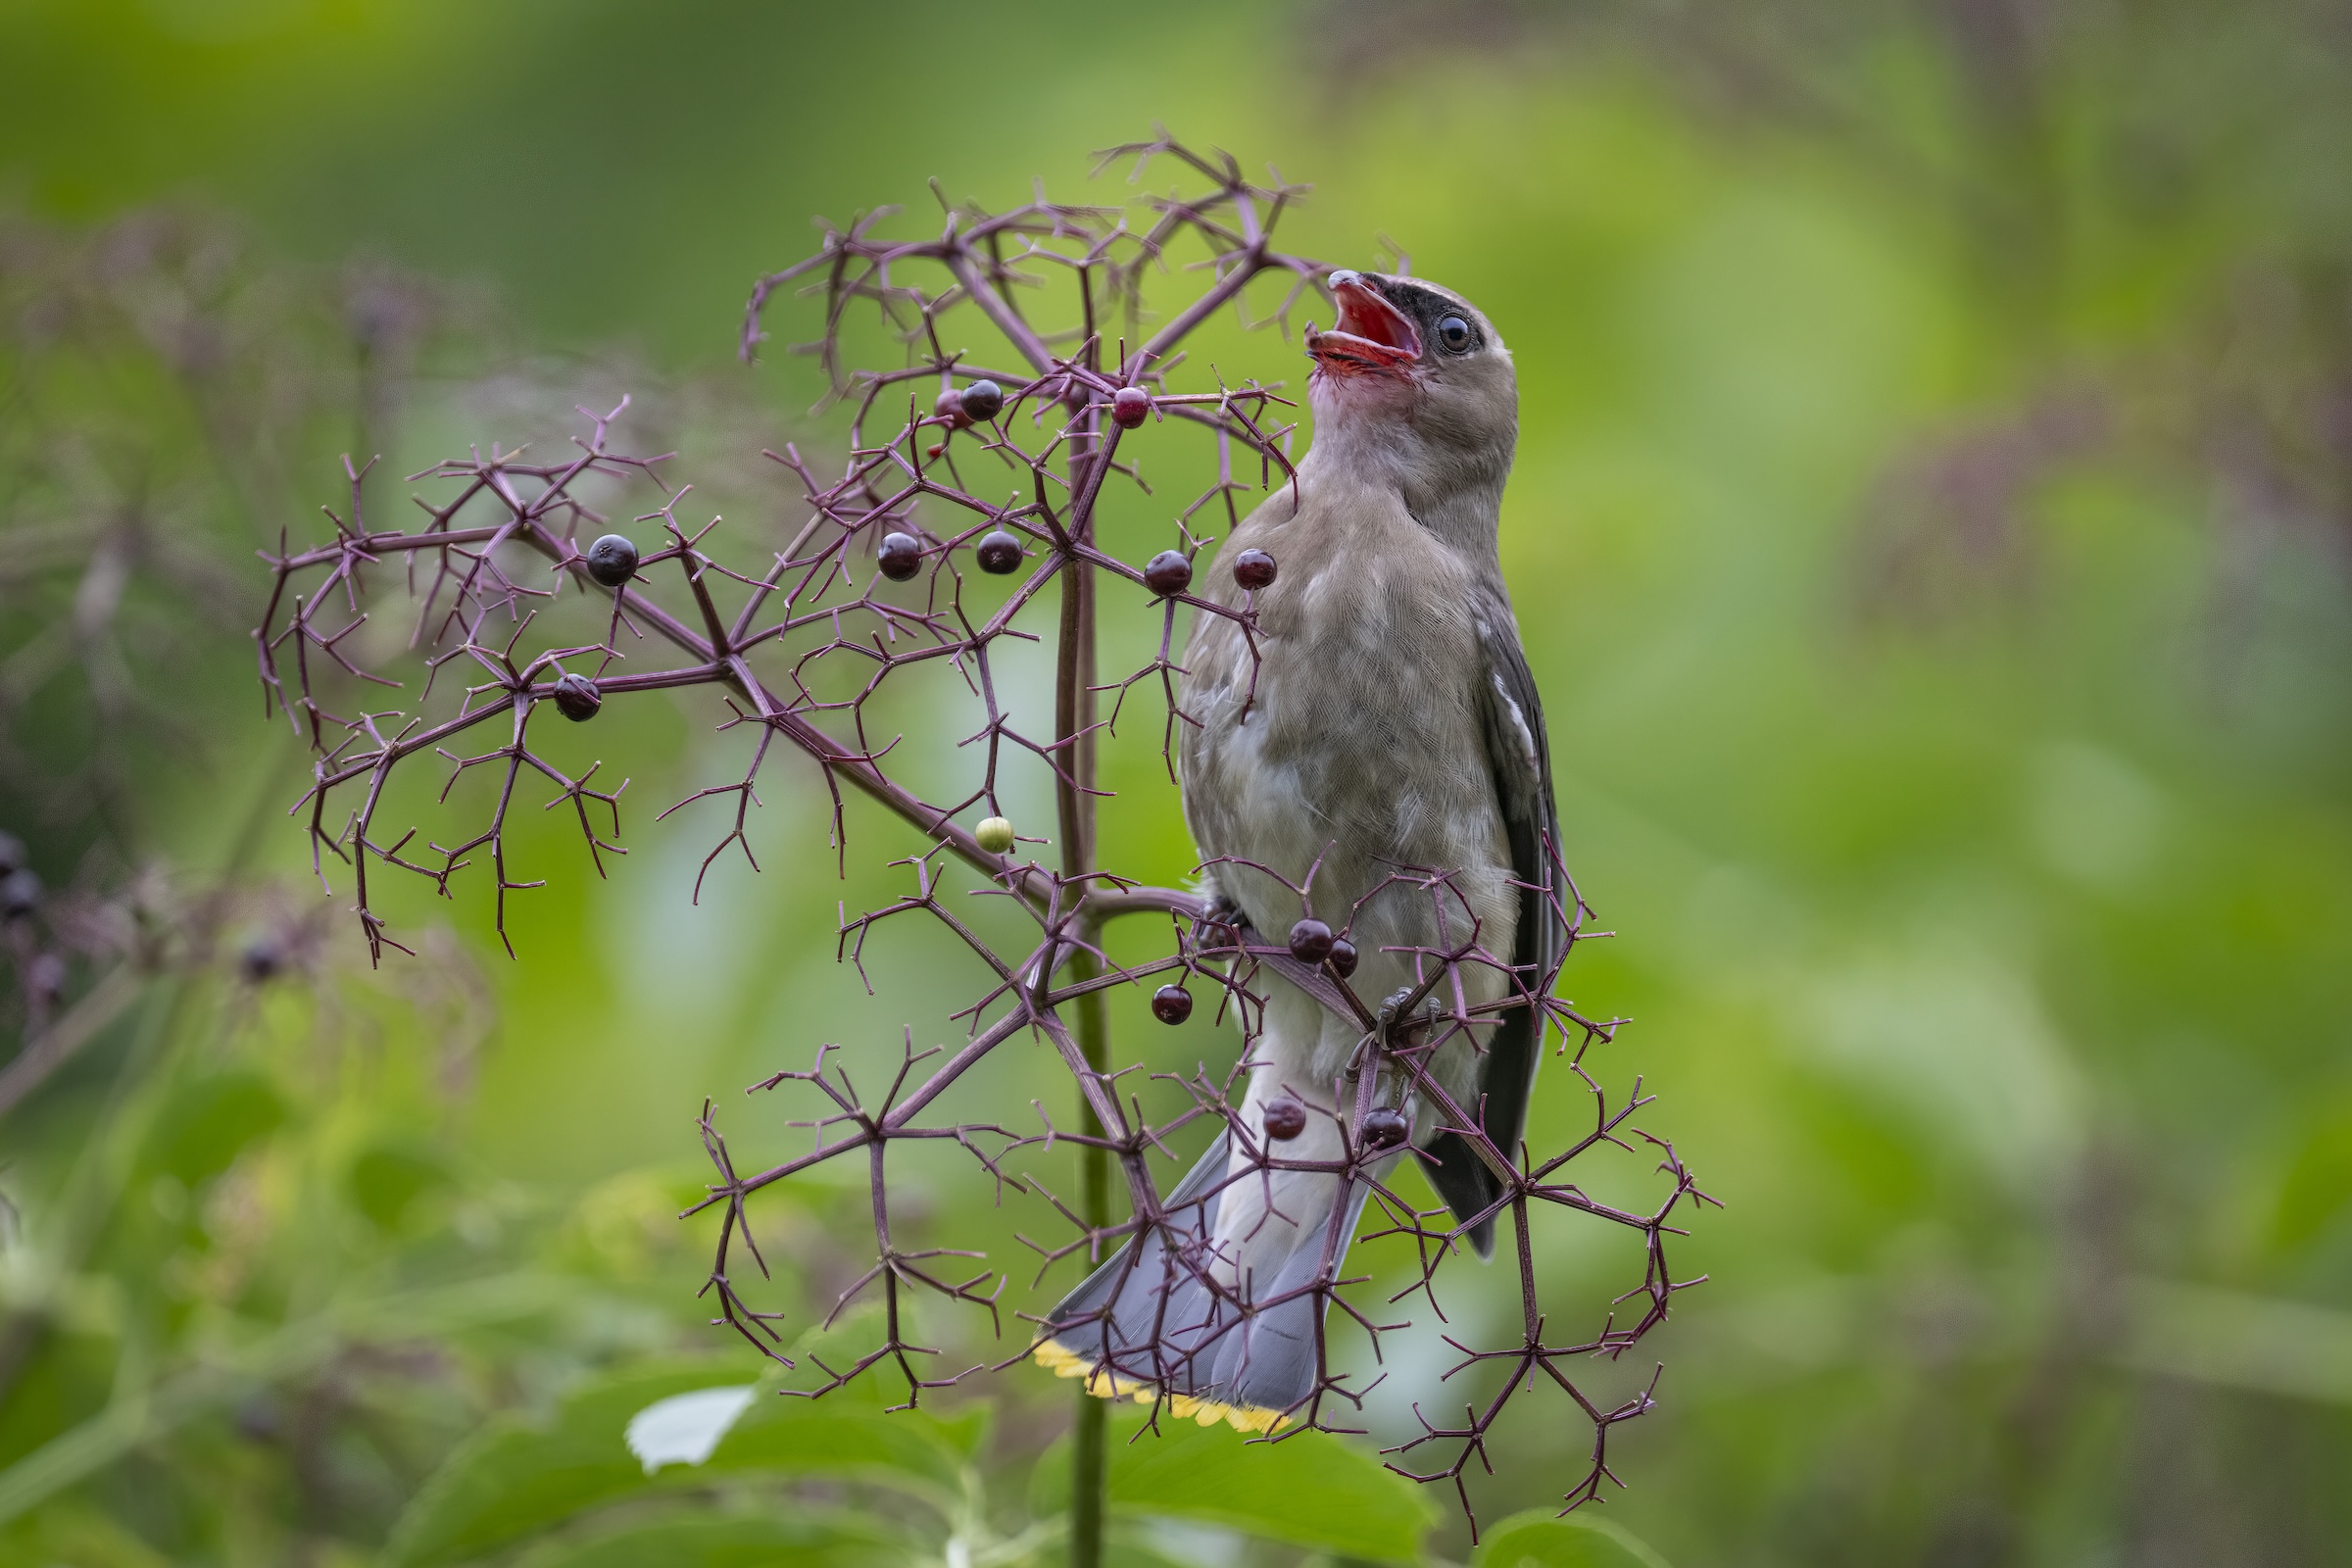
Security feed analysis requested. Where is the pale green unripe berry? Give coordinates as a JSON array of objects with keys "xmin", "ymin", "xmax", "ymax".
[{"xmin": 975, "ymin": 816, "xmax": 1015, "ymax": 855}]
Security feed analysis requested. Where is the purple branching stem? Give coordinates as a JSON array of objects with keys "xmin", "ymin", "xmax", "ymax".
[{"xmin": 254, "ymin": 137, "xmax": 1707, "ymax": 1544}]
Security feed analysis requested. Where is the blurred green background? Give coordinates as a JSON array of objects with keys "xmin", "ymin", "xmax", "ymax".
[{"xmin": 5, "ymin": 1, "xmax": 2351, "ymax": 1564}]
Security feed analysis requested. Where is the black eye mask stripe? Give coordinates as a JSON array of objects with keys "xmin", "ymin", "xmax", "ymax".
[{"xmin": 1374, "ymin": 277, "xmax": 1487, "ymax": 353}]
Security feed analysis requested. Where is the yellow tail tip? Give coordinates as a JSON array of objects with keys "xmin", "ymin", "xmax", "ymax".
[{"xmin": 1028, "ymin": 1340, "xmax": 1291, "ymax": 1434}]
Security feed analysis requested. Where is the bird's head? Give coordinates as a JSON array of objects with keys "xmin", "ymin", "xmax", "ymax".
[{"xmin": 1303, "ymin": 270, "xmax": 1517, "ymax": 535}]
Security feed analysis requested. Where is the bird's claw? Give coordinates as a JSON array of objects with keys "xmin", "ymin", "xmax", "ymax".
[
  {"xmin": 1192, "ymin": 893, "xmax": 1250, "ymax": 955},
  {"xmin": 1375, "ymin": 986, "xmax": 1440, "ymax": 1051}
]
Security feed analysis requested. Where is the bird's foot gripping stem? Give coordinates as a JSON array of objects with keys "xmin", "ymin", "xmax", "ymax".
[
  {"xmin": 1374, "ymin": 985, "xmax": 1442, "ymax": 1053},
  {"xmin": 1191, "ymin": 893, "xmax": 1250, "ymax": 957},
  {"xmin": 1351, "ymin": 986, "xmax": 1439, "ymax": 1085}
]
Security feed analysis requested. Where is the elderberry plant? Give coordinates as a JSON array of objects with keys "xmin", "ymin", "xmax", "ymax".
[{"xmin": 253, "ymin": 135, "xmax": 1712, "ymax": 1540}]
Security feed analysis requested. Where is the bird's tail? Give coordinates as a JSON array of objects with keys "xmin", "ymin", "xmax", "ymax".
[{"xmin": 1033, "ymin": 1110, "xmax": 1375, "ymax": 1434}]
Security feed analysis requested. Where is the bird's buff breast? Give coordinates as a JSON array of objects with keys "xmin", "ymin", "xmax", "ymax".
[{"xmin": 1178, "ymin": 483, "xmax": 1515, "ymax": 956}]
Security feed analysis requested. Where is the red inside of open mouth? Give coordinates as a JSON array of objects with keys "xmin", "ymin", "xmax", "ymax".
[
  {"xmin": 1309, "ymin": 275, "xmax": 1421, "ymax": 373},
  {"xmin": 1331, "ymin": 280, "xmax": 1419, "ymax": 357}
]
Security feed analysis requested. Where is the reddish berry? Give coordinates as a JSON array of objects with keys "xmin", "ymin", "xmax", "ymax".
[
  {"xmin": 551, "ymin": 672, "xmax": 601, "ymax": 722},
  {"xmin": 1360, "ymin": 1106, "xmax": 1410, "ymax": 1152},
  {"xmin": 1288, "ymin": 918, "xmax": 1333, "ymax": 965},
  {"xmin": 1262, "ymin": 1094, "xmax": 1308, "ymax": 1142},
  {"xmin": 958, "ymin": 379, "xmax": 1004, "ymax": 422},
  {"xmin": 1111, "ymin": 386, "xmax": 1152, "ymax": 428},
  {"xmin": 975, "ymin": 530, "xmax": 1023, "ymax": 574},
  {"xmin": 877, "ymin": 531, "xmax": 923, "ymax": 582},
  {"xmin": 584, "ymin": 534, "xmax": 639, "ymax": 588},
  {"xmin": 1152, "ymin": 984, "xmax": 1194, "ymax": 1025},
  {"xmin": 1144, "ymin": 550, "xmax": 1192, "ymax": 596},
  {"xmin": 1327, "ymin": 936, "xmax": 1358, "ymax": 978},
  {"xmin": 1232, "ymin": 549, "xmax": 1277, "ymax": 591},
  {"xmin": 933, "ymin": 388, "xmax": 970, "ymax": 428}
]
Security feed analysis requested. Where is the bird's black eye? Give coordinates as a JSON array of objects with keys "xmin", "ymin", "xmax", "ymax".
[{"xmin": 1436, "ymin": 316, "xmax": 1474, "ymax": 354}]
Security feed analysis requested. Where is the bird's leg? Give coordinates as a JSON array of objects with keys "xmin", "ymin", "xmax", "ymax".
[
  {"xmin": 1188, "ymin": 890, "xmax": 1249, "ymax": 959},
  {"xmin": 1369, "ymin": 985, "xmax": 1442, "ymax": 1111},
  {"xmin": 1197, "ymin": 888, "xmax": 1250, "ymax": 942},
  {"xmin": 1375, "ymin": 985, "xmax": 1441, "ymax": 1049}
]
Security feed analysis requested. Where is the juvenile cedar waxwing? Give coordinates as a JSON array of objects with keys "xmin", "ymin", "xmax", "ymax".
[{"xmin": 1036, "ymin": 271, "xmax": 1564, "ymax": 1431}]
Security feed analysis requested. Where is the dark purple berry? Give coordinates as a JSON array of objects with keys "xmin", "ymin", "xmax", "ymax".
[
  {"xmin": 240, "ymin": 939, "xmax": 284, "ymax": 984},
  {"xmin": 1152, "ymin": 984, "xmax": 1194, "ymax": 1026},
  {"xmin": 551, "ymin": 671, "xmax": 602, "ymax": 722},
  {"xmin": 1262, "ymin": 1094, "xmax": 1307, "ymax": 1142},
  {"xmin": 1144, "ymin": 550, "xmax": 1193, "ymax": 596},
  {"xmin": 1232, "ymin": 549, "xmax": 1277, "ymax": 591},
  {"xmin": 975, "ymin": 530, "xmax": 1023, "ymax": 575},
  {"xmin": 1327, "ymin": 936, "xmax": 1358, "ymax": 978},
  {"xmin": 1, "ymin": 868, "xmax": 41, "ymax": 921},
  {"xmin": 958, "ymin": 379, "xmax": 1004, "ymax": 422},
  {"xmin": 933, "ymin": 387, "xmax": 970, "ymax": 428},
  {"xmin": 1111, "ymin": 386, "xmax": 1152, "ymax": 428},
  {"xmin": 1288, "ymin": 917, "xmax": 1333, "ymax": 965},
  {"xmin": 877, "ymin": 531, "xmax": 923, "ymax": 582},
  {"xmin": 584, "ymin": 534, "xmax": 639, "ymax": 588},
  {"xmin": 1360, "ymin": 1106, "xmax": 1410, "ymax": 1152}
]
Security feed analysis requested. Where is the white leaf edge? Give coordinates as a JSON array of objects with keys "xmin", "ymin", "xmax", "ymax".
[{"xmin": 624, "ymin": 1384, "xmax": 758, "ymax": 1476}]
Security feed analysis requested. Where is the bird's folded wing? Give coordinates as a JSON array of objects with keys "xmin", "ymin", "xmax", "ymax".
[{"xmin": 1418, "ymin": 598, "xmax": 1564, "ymax": 1253}]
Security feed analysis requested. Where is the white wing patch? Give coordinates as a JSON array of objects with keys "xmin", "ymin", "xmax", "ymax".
[{"xmin": 1492, "ymin": 670, "xmax": 1538, "ymax": 773}]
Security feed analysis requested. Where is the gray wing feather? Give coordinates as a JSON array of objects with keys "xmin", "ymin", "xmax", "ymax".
[{"xmin": 1417, "ymin": 600, "xmax": 1562, "ymax": 1256}]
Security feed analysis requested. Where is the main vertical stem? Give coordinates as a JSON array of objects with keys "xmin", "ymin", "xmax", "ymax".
[{"xmin": 1059, "ymin": 405, "xmax": 1110, "ymax": 1568}]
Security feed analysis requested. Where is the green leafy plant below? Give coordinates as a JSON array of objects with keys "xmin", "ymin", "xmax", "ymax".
[{"xmin": 380, "ymin": 1358, "xmax": 1672, "ymax": 1567}]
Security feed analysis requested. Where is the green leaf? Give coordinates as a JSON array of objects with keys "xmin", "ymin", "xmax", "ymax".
[
  {"xmin": 383, "ymin": 1365, "xmax": 722, "ymax": 1568},
  {"xmin": 1470, "ymin": 1509, "xmax": 1673, "ymax": 1568},
  {"xmin": 141, "ymin": 1069, "xmax": 284, "ymax": 1187},
  {"xmin": 1031, "ymin": 1408, "xmax": 1436, "ymax": 1564},
  {"xmin": 509, "ymin": 1509, "xmax": 903, "ymax": 1568},
  {"xmin": 712, "ymin": 1392, "xmax": 984, "ymax": 1508},
  {"xmin": 382, "ymin": 1361, "xmax": 984, "ymax": 1568}
]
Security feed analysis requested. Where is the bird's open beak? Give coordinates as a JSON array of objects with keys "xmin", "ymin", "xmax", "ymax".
[{"xmin": 1306, "ymin": 271, "xmax": 1421, "ymax": 378}]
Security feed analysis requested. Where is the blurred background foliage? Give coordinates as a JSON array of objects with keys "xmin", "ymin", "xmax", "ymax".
[{"xmin": 3, "ymin": 0, "xmax": 2351, "ymax": 1563}]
